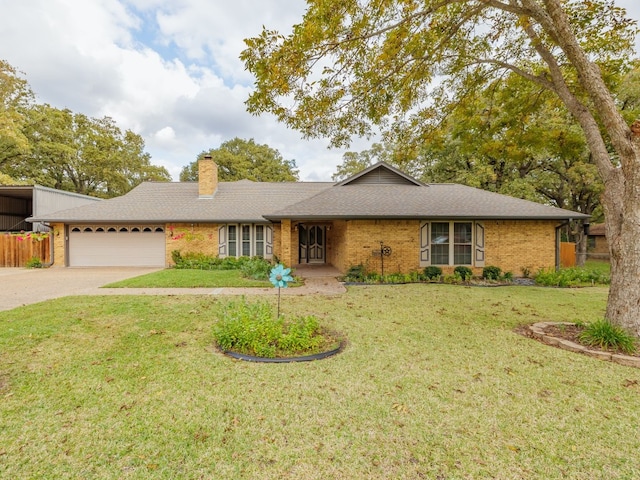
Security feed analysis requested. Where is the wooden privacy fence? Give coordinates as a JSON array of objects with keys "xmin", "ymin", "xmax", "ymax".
[
  {"xmin": 560, "ymin": 242, "xmax": 576, "ymax": 268},
  {"xmin": 0, "ymin": 234, "xmax": 51, "ymax": 267}
]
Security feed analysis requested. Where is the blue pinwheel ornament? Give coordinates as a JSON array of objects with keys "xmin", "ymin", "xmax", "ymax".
[
  {"xmin": 269, "ymin": 264, "xmax": 293, "ymax": 318},
  {"xmin": 269, "ymin": 264, "xmax": 293, "ymax": 288}
]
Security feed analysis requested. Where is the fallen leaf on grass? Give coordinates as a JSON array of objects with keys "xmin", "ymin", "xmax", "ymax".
[{"xmin": 392, "ymin": 403, "xmax": 408, "ymax": 413}]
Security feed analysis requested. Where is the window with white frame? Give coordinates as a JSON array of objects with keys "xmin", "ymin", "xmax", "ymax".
[
  {"xmin": 218, "ymin": 224, "xmax": 273, "ymax": 259},
  {"xmin": 420, "ymin": 221, "xmax": 484, "ymax": 267}
]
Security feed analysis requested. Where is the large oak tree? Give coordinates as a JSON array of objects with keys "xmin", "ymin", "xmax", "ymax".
[
  {"xmin": 0, "ymin": 60, "xmax": 33, "ymax": 170},
  {"xmin": 8, "ymin": 104, "xmax": 171, "ymax": 198},
  {"xmin": 180, "ymin": 137, "xmax": 299, "ymax": 182},
  {"xmin": 242, "ymin": 0, "xmax": 640, "ymax": 334}
]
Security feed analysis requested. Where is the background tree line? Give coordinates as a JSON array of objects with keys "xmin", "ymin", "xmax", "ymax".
[
  {"xmin": 0, "ymin": 60, "xmax": 300, "ymax": 197},
  {"xmin": 0, "ymin": 60, "xmax": 170, "ymax": 197}
]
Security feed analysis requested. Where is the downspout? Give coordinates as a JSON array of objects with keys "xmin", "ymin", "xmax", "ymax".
[{"xmin": 555, "ymin": 220, "xmax": 571, "ymax": 271}]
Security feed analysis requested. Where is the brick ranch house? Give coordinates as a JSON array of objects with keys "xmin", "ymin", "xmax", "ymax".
[{"xmin": 29, "ymin": 159, "xmax": 589, "ymax": 275}]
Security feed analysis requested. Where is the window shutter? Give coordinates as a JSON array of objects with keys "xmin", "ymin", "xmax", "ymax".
[
  {"xmin": 419, "ymin": 221, "xmax": 430, "ymax": 266},
  {"xmin": 265, "ymin": 225, "xmax": 273, "ymax": 258},
  {"xmin": 475, "ymin": 222, "xmax": 485, "ymax": 267},
  {"xmin": 218, "ymin": 225, "xmax": 227, "ymax": 257}
]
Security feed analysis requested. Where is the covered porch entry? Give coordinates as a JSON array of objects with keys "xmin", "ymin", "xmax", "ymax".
[
  {"xmin": 297, "ymin": 223, "xmax": 328, "ymax": 264},
  {"xmin": 275, "ymin": 219, "xmax": 347, "ymax": 273}
]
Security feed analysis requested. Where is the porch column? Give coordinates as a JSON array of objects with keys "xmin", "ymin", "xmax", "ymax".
[{"xmin": 281, "ymin": 219, "xmax": 293, "ymax": 266}]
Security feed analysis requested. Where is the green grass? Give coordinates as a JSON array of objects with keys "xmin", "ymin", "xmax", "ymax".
[
  {"xmin": 2, "ymin": 284, "xmax": 640, "ymax": 479},
  {"xmin": 103, "ymin": 268, "xmax": 272, "ymax": 288},
  {"xmin": 584, "ymin": 259, "xmax": 611, "ymax": 276}
]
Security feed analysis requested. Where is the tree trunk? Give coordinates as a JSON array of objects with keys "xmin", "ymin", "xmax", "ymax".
[{"xmin": 603, "ymin": 139, "xmax": 640, "ymax": 336}]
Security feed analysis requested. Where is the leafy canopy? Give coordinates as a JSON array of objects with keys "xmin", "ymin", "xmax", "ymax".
[
  {"xmin": 0, "ymin": 60, "xmax": 33, "ymax": 170},
  {"xmin": 0, "ymin": 60, "xmax": 170, "ymax": 197},
  {"xmin": 6, "ymin": 103, "xmax": 170, "ymax": 197},
  {"xmin": 180, "ymin": 137, "xmax": 299, "ymax": 182},
  {"xmin": 242, "ymin": 0, "xmax": 637, "ymax": 151}
]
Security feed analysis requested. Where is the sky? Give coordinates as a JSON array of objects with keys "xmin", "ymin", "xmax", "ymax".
[{"xmin": 0, "ymin": 0, "xmax": 638, "ymax": 182}]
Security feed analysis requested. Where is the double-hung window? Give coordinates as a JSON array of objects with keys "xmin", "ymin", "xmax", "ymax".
[
  {"xmin": 420, "ymin": 221, "xmax": 484, "ymax": 267},
  {"xmin": 219, "ymin": 224, "xmax": 272, "ymax": 259}
]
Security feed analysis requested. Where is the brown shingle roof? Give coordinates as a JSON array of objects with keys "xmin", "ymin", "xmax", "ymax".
[
  {"xmin": 265, "ymin": 183, "xmax": 588, "ymax": 220},
  {"xmin": 30, "ymin": 171, "xmax": 588, "ymax": 223},
  {"xmin": 29, "ymin": 181, "xmax": 333, "ymax": 223}
]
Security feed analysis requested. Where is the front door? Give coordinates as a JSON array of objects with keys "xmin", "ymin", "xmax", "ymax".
[{"xmin": 299, "ymin": 225, "xmax": 325, "ymax": 264}]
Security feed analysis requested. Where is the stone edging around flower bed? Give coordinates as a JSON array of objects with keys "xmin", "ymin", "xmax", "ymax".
[
  {"xmin": 528, "ymin": 322, "xmax": 640, "ymax": 369},
  {"xmin": 219, "ymin": 342, "xmax": 344, "ymax": 363}
]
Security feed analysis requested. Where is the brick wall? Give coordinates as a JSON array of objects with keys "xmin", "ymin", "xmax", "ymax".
[
  {"xmin": 278, "ymin": 220, "xmax": 293, "ymax": 266},
  {"xmin": 204, "ymin": 218, "xmax": 560, "ymax": 275},
  {"xmin": 326, "ymin": 218, "xmax": 559, "ymax": 276},
  {"xmin": 272, "ymin": 224, "xmax": 282, "ymax": 261},
  {"xmin": 198, "ymin": 158, "xmax": 217, "ymax": 197},
  {"xmin": 51, "ymin": 222, "xmax": 65, "ymax": 267},
  {"xmin": 334, "ymin": 219, "xmax": 422, "ymax": 274},
  {"xmin": 484, "ymin": 220, "xmax": 557, "ymax": 275},
  {"xmin": 166, "ymin": 223, "xmax": 219, "ymax": 265},
  {"xmin": 327, "ymin": 220, "xmax": 348, "ymax": 271}
]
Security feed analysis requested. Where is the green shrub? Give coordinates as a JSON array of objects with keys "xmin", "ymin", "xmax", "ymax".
[
  {"xmin": 240, "ymin": 256, "xmax": 272, "ymax": 280},
  {"xmin": 172, "ymin": 251, "xmax": 222, "ymax": 270},
  {"xmin": 408, "ymin": 270, "xmax": 422, "ymax": 283},
  {"xmin": 278, "ymin": 316, "xmax": 324, "ymax": 352},
  {"xmin": 365, "ymin": 272, "xmax": 381, "ymax": 283},
  {"xmin": 442, "ymin": 273, "xmax": 463, "ymax": 284},
  {"xmin": 502, "ymin": 271, "xmax": 514, "ymax": 282},
  {"xmin": 213, "ymin": 299, "xmax": 332, "ymax": 358},
  {"xmin": 482, "ymin": 266, "xmax": 502, "ymax": 280},
  {"xmin": 423, "ymin": 266, "xmax": 443, "ymax": 280},
  {"xmin": 534, "ymin": 267, "xmax": 610, "ymax": 287},
  {"xmin": 578, "ymin": 319, "xmax": 637, "ymax": 355},
  {"xmin": 453, "ymin": 266, "xmax": 473, "ymax": 281},
  {"xmin": 25, "ymin": 257, "xmax": 43, "ymax": 268},
  {"xmin": 344, "ymin": 264, "xmax": 368, "ymax": 282},
  {"xmin": 171, "ymin": 251, "xmax": 273, "ymax": 272},
  {"xmin": 382, "ymin": 273, "xmax": 406, "ymax": 284}
]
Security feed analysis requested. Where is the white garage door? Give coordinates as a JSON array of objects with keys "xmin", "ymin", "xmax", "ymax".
[{"xmin": 69, "ymin": 225, "xmax": 166, "ymax": 267}]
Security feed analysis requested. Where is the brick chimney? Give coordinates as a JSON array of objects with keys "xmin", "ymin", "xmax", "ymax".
[{"xmin": 198, "ymin": 155, "xmax": 218, "ymax": 198}]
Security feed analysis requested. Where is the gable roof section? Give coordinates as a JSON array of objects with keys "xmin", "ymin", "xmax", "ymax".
[
  {"xmin": 29, "ymin": 162, "xmax": 588, "ymax": 224},
  {"xmin": 265, "ymin": 183, "xmax": 588, "ymax": 220},
  {"xmin": 29, "ymin": 181, "xmax": 333, "ymax": 223},
  {"xmin": 337, "ymin": 161, "xmax": 424, "ymax": 186}
]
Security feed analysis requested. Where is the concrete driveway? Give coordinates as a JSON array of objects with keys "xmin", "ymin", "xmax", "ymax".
[
  {"xmin": 0, "ymin": 265, "xmax": 346, "ymax": 312},
  {"xmin": 0, "ymin": 267, "xmax": 161, "ymax": 311}
]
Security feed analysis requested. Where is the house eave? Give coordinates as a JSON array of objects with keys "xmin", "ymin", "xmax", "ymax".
[
  {"xmin": 264, "ymin": 214, "xmax": 590, "ymax": 221},
  {"xmin": 29, "ymin": 217, "xmax": 273, "ymax": 224}
]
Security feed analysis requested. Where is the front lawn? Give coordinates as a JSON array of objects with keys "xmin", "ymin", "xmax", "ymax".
[
  {"xmin": 2, "ymin": 285, "xmax": 639, "ymax": 479},
  {"xmin": 104, "ymin": 268, "xmax": 272, "ymax": 288}
]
